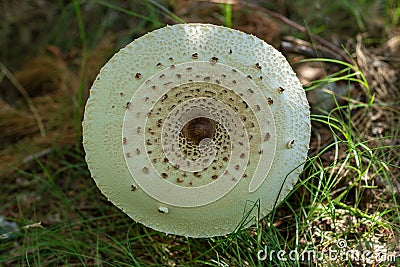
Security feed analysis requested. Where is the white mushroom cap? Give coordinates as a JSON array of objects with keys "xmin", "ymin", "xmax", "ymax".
[{"xmin": 82, "ymin": 23, "xmax": 310, "ymax": 237}]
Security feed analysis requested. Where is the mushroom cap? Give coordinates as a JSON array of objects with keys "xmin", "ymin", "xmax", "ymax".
[{"xmin": 82, "ymin": 23, "xmax": 310, "ymax": 237}]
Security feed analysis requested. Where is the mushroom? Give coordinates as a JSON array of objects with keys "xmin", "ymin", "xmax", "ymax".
[{"xmin": 82, "ymin": 24, "xmax": 310, "ymax": 237}]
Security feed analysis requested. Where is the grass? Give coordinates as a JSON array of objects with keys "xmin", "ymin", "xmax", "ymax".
[{"xmin": 1, "ymin": 0, "xmax": 399, "ymax": 266}]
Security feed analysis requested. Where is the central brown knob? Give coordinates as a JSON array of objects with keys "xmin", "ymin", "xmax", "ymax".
[{"xmin": 181, "ymin": 117, "xmax": 217, "ymax": 145}]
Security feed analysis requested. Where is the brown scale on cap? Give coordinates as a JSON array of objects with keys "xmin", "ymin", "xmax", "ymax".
[
  {"xmin": 142, "ymin": 167, "xmax": 149, "ymax": 174},
  {"xmin": 264, "ymin": 133, "xmax": 271, "ymax": 142}
]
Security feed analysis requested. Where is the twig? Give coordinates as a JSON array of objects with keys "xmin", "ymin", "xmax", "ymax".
[
  {"xmin": 0, "ymin": 221, "xmax": 43, "ymax": 240},
  {"xmin": 281, "ymin": 35, "xmax": 337, "ymax": 59},
  {"xmin": 240, "ymin": 2, "xmax": 353, "ymax": 63},
  {"xmin": 22, "ymin": 148, "xmax": 53, "ymax": 164},
  {"xmin": 22, "ymin": 221, "xmax": 43, "ymax": 229},
  {"xmin": 0, "ymin": 62, "xmax": 46, "ymax": 137}
]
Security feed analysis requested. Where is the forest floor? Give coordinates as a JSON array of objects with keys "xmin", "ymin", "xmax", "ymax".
[{"xmin": 0, "ymin": 1, "xmax": 399, "ymax": 266}]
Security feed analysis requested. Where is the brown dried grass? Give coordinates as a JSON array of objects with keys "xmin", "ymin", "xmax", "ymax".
[{"xmin": 0, "ymin": 35, "xmax": 115, "ymax": 177}]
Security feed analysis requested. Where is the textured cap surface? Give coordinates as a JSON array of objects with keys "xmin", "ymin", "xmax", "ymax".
[{"xmin": 82, "ymin": 23, "xmax": 310, "ymax": 237}]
